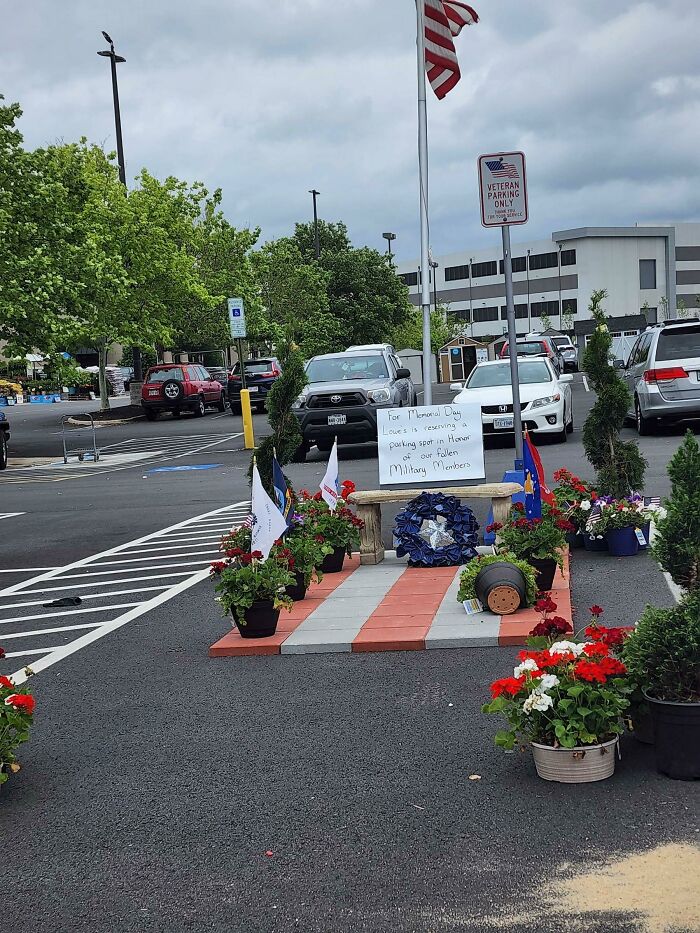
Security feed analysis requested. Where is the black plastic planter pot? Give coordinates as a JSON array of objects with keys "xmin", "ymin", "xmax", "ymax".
[
  {"xmin": 528, "ymin": 557, "xmax": 557, "ymax": 593},
  {"xmin": 235, "ymin": 600, "xmax": 280, "ymax": 638},
  {"xmin": 320, "ymin": 546, "xmax": 345, "ymax": 574},
  {"xmin": 606, "ymin": 526, "xmax": 640, "ymax": 557},
  {"xmin": 285, "ymin": 571, "xmax": 308, "ymax": 602},
  {"xmin": 474, "ymin": 562, "xmax": 526, "ymax": 615},
  {"xmin": 646, "ymin": 695, "xmax": 700, "ymax": 780},
  {"xmin": 565, "ymin": 530, "xmax": 584, "ymax": 549},
  {"xmin": 584, "ymin": 535, "xmax": 608, "ymax": 552}
]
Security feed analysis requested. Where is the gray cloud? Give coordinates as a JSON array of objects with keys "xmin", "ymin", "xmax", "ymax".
[{"xmin": 2, "ymin": 0, "xmax": 699, "ymax": 263}]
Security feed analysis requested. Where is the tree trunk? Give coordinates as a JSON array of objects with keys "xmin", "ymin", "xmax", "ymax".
[{"xmin": 98, "ymin": 339, "xmax": 110, "ymax": 411}]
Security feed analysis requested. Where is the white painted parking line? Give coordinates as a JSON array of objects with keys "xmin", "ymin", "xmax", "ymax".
[
  {"xmin": 582, "ymin": 374, "xmax": 590, "ymax": 392},
  {"xmin": 0, "ymin": 568, "xmax": 59, "ymax": 574},
  {"xmin": 0, "ymin": 501, "xmax": 249, "ymax": 684},
  {"xmin": 0, "ymin": 512, "xmax": 26, "ymax": 520}
]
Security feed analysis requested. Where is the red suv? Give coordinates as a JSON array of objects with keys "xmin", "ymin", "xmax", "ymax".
[{"xmin": 141, "ymin": 364, "xmax": 226, "ymax": 420}]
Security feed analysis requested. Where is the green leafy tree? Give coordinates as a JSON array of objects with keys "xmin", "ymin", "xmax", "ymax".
[
  {"xmin": 581, "ymin": 289, "xmax": 646, "ymax": 496},
  {"xmin": 652, "ymin": 430, "xmax": 700, "ymax": 591},
  {"xmin": 388, "ymin": 303, "xmax": 455, "ymax": 353}
]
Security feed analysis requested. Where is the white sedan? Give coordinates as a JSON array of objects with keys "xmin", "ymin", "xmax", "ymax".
[{"xmin": 451, "ymin": 357, "xmax": 574, "ymax": 442}]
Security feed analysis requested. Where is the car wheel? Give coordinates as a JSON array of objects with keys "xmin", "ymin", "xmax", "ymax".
[
  {"xmin": 216, "ymin": 393, "xmax": 226, "ymax": 412},
  {"xmin": 292, "ymin": 441, "xmax": 310, "ymax": 463},
  {"xmin": 145, "ymin": 409, "xmax": 158, "ymax": 422},
  {"xmin": 171, "ymin": 409, "xmax": 181, "ymax": 419},
  {"xmin": 316, "ymin": 440, "xmax": 332, "ymax": 453},
  {"xmin": 0, "ymin": 432, "xmax": 7, "ymax": 470},
  {"xmin": 556, "ymin": 406, "xmax": 568, "ymax": 443},
  {"xmin": 230, "ymin": 403, "xmax": 242, "ymax": 416},
  {"xmin": 193, "ymin": 396, "xmax": 206, "ymax": 418},
  {"xmin": 255, "ymin": 403, "xmax": 266, "ymax": 413},
  {"xmin": 635, "ymin": 396, "xmax": 652, "ymax": 436},
  {"xmin": 162, "ymin": 379, "xmax": 184, "ymax": 405},
  {"xmin": 566, "ymin": 410, "xmax": 574, "ymax": 434}
]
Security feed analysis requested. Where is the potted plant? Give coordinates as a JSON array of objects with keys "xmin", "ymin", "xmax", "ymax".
[
  {"xmin": 296, "ymin": 481, "xmax": 364, "ymax": 573},
  {"xmin": 483, "ymin": 601, "xmax": 630, "ymax": 783},
  {"xmin": 652, "ymin": 429, "xmax": 700, "ymax": 593},
  {"xmin": 493, "ymin": 504, "xmax": 572, "ymax": 592},
  {"xmin": 552, "ymin": 467, "xmax": 599, "ymax": 548},
  {"xmin": 210, "ymin": 550, "xmax": 295, "ymax": 638},
  {"xmin": 594, "ymin": 496, "xmax": 649, "ymax": 557},
  {"xmin": 0, "ymin": 651, "xmax": 36, "ymax": 787},
  {"xmin": 622, "ymin": 592, "xmax": 700, "ymax": 779},
  {"xmin": 458, "ymin": 550, "xmax": 537, "ymax": 615},
  {"xmin": 283, "ymin": 530, "xmax": 333, "ymax": 601}
]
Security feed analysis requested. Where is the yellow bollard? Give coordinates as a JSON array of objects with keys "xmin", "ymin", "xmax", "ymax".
[{"xmin": 240, "ymin": 389, "xmax": 255, "ymax": 450}]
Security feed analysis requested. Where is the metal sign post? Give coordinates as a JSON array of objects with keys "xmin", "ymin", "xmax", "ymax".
[
  {"xmin": 477, "ymin": 151, "xmax": 528, "ymax": 463},
  {"xmin": 228, "ymin": 298, "xmax": 247, "ymax": 390}
]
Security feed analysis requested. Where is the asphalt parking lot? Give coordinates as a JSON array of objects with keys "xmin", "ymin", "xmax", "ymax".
[{"xmin": 0, "ymin": 379, "xmax": 697, "ymax": 933}]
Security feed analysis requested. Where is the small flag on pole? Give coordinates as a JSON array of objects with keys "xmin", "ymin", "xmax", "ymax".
[
  {"xmin": 251, "ymin": 459, "xmax": 288, "ymax": 560},
  {"xmin": 524, "ymin": 430, "xmax": 555, "ymax": 506},
  {"xmin": 423, "ymin": 0, "xmax": 479, "ymax": 100},
  {"xmin": 522, "ymin": 432, "xmax": 543, "ymax": 520},
  {"xmin": 272, "ymin": 451, "xmax": 293, "ymax": 527},
  {"xmin": 319, "ymin": 438, "xmax": 340, "ymax": 511}
]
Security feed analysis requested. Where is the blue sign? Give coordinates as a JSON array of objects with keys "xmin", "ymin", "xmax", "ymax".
[{"xmin": 227, "ymin": 297, "xmax": 246, "ymax": 338}]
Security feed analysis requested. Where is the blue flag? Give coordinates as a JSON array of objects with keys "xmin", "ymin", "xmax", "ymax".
[
  {"xmin": 523, "ymin": 432, "xmax": 542, "ymax": 520},
  {"xmin": 272, "ymin": 454, "xmax": 293, "ymax": 527}
]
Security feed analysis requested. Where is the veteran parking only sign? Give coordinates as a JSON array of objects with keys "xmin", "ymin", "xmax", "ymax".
[{"xmin": 478, "ymin": 151, "xmax": 528, "ymax": 227}]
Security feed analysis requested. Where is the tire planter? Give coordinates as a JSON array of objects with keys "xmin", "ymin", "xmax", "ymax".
[
  {"xmin": 234, "ymin": 600, "xmax": 280, "ymax": 638},
  {"xmin": 646, "ymin": 695, "xmax": 700, "ymax": 780},
  {"xmin": 565, "ymin": 529, "xmax": 584, "ymax": 549},
  {"xmin": 285, "ymin": 571, "xmax": 308, "ymax": 602},
  {"xmin": 528, "ymin": 557, "xmax": 557, "ymax": 593},
  {"xmin": 320, "ymin": 546, "xmax": 345, "ymax": 574},
  {"xmin": 583, "ymin": 534, "xmax": 608, "ymax": 552},
  {"xmin": 531, "ymin": 738, "xmax": 618, "ymax": 783},
  {"xmin": 474, "ymin": 562, "xmax": 526, "ymax": 615},
  {"xmin": 606, "ymin": 526, "xmax": 640, "ymax": 557}
]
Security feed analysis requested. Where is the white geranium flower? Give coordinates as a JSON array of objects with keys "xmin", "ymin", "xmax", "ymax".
[
  {"xmin": 522, "ymin": 691, "xmax": 554, "ymax": 714},
  {"xmin": 514, "ymin": 659, "xmax": 539, "ymax": 677},
  {"xmin": 579, "ymin": 500, "xmax": 592, "ymax": 512},
  {"xmin": 550, "ymin": 641, "xmax": 585, "ymax": 657},
  {"xmin": 538, "ymin": 674, "xmax": 560, "ymax": 692}
]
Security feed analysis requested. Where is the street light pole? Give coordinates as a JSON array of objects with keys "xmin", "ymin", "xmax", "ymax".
[
  {"xmin": 98, "ymin": 31, "xmax": 142, "ymax": 383},
  {"xmin": 309, "ymin": 189, "xmax": 320, "ymax": 259},
  {"xmin": 526, "ymin": 249, "xmax": 531, "ymax": 333},
  {"xmin": 557, "ymin": 242, "xmax": 563, "ymax": 330},
  {"xmin": 382, "ymin": 231, "xmax": 396, "ymax": 259},
  {"xmin": 429, "ymin": 256, "xmax": 439, "ymax": 314},
  {"xmin": 468, "ymin": 257, "xmax": 474, "ymax": 338}
]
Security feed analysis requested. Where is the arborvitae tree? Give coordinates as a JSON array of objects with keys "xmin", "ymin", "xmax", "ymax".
[
  {"xmin": 250, "ymin": 338, "xmax": 307, "ymax": 493},
  {"xmin": 582, "ymin": 289, "xmax": 646, "ymax": 497},
  {"xmin": 652, "ymin": 430, "xmax": 700, "ymax": 591}
]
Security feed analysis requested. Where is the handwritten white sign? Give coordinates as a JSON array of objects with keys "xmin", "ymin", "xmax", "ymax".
[{"xmin": 377, "ymin": 404, "xmax": 485, "ymax": 485}]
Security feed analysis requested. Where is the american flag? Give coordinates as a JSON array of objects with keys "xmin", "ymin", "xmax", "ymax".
[
  {"xmin": 485, "ymin": 159, "xmax": 519, "ymax": 178},
  {"xmin": 424, "ymin": 0, "xmax": 479, "ymax": 100}
]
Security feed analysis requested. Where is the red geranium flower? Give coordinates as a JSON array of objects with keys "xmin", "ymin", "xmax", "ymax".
[
  {"xmin": 210, "ymin": 561, "xmax": 226, "ymax": 574},
  {"xmin": 250, "ymin": 551, "xmax": 263, "ymax": 560},
  {"xmin": 573, "ymin": 660, "xmax": 608, "ymax": 683},
  {"xmin": 341, "ymin": 479, "xmax": 356, "ymax": 495},
  {"xmin": 512, "ymin": 502, "xmax": 525, "ymax": 513},
  {"xmin": 314, "ymin": 534, "xmax": 326, "ymax": 543},
  {"xmin": 5, "ymin": 693, "xmax": 35, "ymax": 715},
  {"xmin": 590, "ymin": 605, "xmax": 604, "ymax": 617},
  {"xmin": 0, "ymin": 646, "xmax": 5, "ymax": 659},
  {"xmin": 0, "ymin": 675, "xmax": 13, "ymax": 689},
  {"xmin": 590, "ymin": 491, "xmax": 599, "ymax": 501},
  {"xmin": 485, "ymin": 522, "xmax": 503, "ymax": 533},
  {"xmin": 535, "ymin": 597, "xmax": 558, "ymax": 614},
  {"xmin": 599, "ymin": 656, "xmax": 627, "ymax": 677},
  {"xmin": 490, "ymin": 676, "xmax": 525, "ymax": 698},
  {"xmin": 582, "ymin": 641, "xmax": 609, "ymax": 658}
]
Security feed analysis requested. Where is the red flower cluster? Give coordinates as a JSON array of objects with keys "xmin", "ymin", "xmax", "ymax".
[
  {"xmin": 574, "ymin": 656, "xmax": 626, "ymax": 683},
  {"xmin": 4, "ymin": 693, "xmax": 35, "ymax": 715},
  {"xmin": 590, "ymin": 605, "xmax": 604, "ymax": 617},
  {"xmin": 535, "ymin": 596, "xmax": 557, "ymax": 613},
  {"xmin": 338, "ymin": 507, "xmax": 364, "ymax": 529},
  {"xmin": 341, "ymin": 479, "xmax": 356, "ymax": 497},
  {"xmin": 512, "ymin": 502, "xmax": 525, "ymax": 513},
  {"xmin": 555, "ymin": 519, "xmax": 575, "ymax": 532},
  {"xmin": 275, "ymin": 547, "xmax": 295, "ymax": 570},
  {"xmin": 490, "ymin": 676, "xmax": 525, "ymax": 698},
  {"xmin": 0, "ymin": 646, "xmax": 4, "ymax": 660},
  {"xmin": 314, "ymin": 534, "xmax": 326, "ymax": 543},
  {"xmin": 0, "ymin": 675, "xmax": 13, "ymax": 689},
  {"xmin": 225, "ymin": 547, "xmax": 244, "ymax": 558},
  {"xmin": 530, "ymin": 616, "xmax": 571, "ymax": 638},
  {"xmin": 210, "ymin": 560, "xmax": 227, "ymax": 574},
  {"xmin": 585, "ymin": 624, "xmax": 629, "ymax": 649},
  {"xmin": 485, "ymin": 521, "xmax": 503, "ymax": 533}
]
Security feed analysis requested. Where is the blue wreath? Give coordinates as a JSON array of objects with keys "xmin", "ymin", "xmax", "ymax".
[{"xmin": 394, "ymin": 492, "xmax": 479, "ymax": 567}]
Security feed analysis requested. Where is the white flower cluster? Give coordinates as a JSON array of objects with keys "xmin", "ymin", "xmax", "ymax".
[
  {"xmin": 522, "ymin": 692, "xmax": 554, "ymax": 713},
  {"xmin": 550, "ymin": 640, "xmax": 586, "ymax": 657},
  {"xmin": 579, "ymin": 500, "xmax": 592, "ymax": 512},
  {"xmin": 516, "ymin": 662, "xmax": 562, "ymax": 715},
  {"xmin": 513, "ymin": 659, "xmax": 539, "ymax": 677}
]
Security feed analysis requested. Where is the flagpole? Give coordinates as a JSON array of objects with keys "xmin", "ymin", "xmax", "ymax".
[{"xmin": 415, "ymin": 0, "xmax": 433, "ymax": 406}]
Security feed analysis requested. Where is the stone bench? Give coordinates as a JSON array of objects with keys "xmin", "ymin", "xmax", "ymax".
[{"xmin": 346, "ymin": 483, "xmax": 523, "ymax": 565}]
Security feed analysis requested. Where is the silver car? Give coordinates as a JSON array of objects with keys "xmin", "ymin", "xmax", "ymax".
[{"xmin": 622, "ymin": 320, "xmax": 700, "ymax": 434}]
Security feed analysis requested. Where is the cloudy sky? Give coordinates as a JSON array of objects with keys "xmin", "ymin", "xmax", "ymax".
[{"xmin": 3, "ymin": 0, "xmax": 699, "ymax": 262}]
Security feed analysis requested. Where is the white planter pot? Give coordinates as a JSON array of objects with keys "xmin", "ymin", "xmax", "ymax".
[{"xmin": 531, "ymin": 737, "xmax": 618, "ymax": 783}]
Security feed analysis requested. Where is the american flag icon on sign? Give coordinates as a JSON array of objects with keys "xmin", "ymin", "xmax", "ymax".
[{"xmin": 485, "ymin": 159, "xmax": 519, "ymax": 178}]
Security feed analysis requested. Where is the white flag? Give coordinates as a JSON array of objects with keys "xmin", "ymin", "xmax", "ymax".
[
  {"xmin": 251, "ymin": 462, "xmax": 288, "ymax": 560},
  {"xmin": 319, "ymin": 438, "xmax": 340, "ymax": 511}
]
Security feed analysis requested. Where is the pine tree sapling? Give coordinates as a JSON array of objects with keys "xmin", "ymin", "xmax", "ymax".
[
  {"xmin": 582, "ymin": 289, "xmax": 646, "ymax": 497},
  {"xmin": 250, "ymin": 341, "xmax": 307, "ymax": 493},
  {"xmin": 652, "ymin": 430, "xmax": 700, "ymax": 592}
]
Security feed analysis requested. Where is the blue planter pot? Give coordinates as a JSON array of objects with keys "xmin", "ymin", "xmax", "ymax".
[
  {"xmin": 583, "ymin": 534, "xmax": 608, "ymax": 552},
  {"xmin": 606, "ymin": 526, "xmax": 640, "ymax": 557}
]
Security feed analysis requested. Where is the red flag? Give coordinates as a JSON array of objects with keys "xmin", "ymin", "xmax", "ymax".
[
  {"xmin": 524, "ymin": 430, "xmax": 555, "ymax": 506},
  {"xmin": 424, "ymin": 0, "xmax": 479, "ymax": 99}
]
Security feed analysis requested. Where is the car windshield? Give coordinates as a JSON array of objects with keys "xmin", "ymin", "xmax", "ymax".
[
  {"xmin": 146, "ymin": 367, "xmax": 184, "ymax": 383},
  {"xmin": 306, "ymin": 355, "xmax": 389, "ymax": 382},
  {"xmin": 467, "ymin": 360, "xmax": 552, "ymax": 388},
  {"xmin": 232, "ymin": 361, "xmax": 275, "ymax": 374},
  {"xmin": 656, "ymin": 326, "xmax": 700, "ymax": 362},
  {"xmin": 512, "ymin": 342, "xmax": 546, "ymax": 355},
  {"xmin": 550, "ymin": 336, "xmax": 573, "ymax": 349}
]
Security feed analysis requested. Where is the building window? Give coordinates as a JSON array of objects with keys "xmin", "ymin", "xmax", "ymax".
[
  {"xmin": 529, "ymin": 252, "xmax": 559, "ymax": 271},
  {"xmin": 453, "ymin": 309, "xmax": 471, "ymax": 322},
  {"xmin": 400, "ymin": 272, "xmax": 418, "ymax": 287},
  {"xmin": 444, "ymin": 264, "xmax": 470, "ymax": 282},
  {"xmin": 561, "ymin": 299, "xmax": 578, "ymax": 315},
  {"xmin": 560, "ymin": 249, "xmax": 576, "ymax": 266},
  {"xmin": 639, "ymin": 259, "xmax": 656, "ymax": 289},
  {"xmin": 473, "ymin": 306, "xmax": 499, "ymax": 323},
  {"xmin": 499, "ymin": 256, "xmax": 526, "ymax": 274},
  {"xmin": 530, "ymin": 300, "xmax": 559, "ymax": 318},
  {"xmin": 471, "ymin": 260, "xmax": 497, "ymax": 278},
  {"xmin": 500, "ymin": 304, "xmax": 528, "ymax": 320}
]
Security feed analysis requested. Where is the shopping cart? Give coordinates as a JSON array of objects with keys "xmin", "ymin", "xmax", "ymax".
[{"xmin": 61, "ymin": 414, "xmax": 100, "ymax": 464}]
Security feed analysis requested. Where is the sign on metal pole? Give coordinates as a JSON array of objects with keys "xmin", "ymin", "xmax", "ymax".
[
  {"xmin": 478, "ymin": 152, "xmax": 527, "ymax": 227},
  {"xmin": 227, "ymin": 297, "xmax": 246, "ymax": 339},
  {"xmin": 477, "ymin": 151, "xmax": 528, "ymax": 462}
]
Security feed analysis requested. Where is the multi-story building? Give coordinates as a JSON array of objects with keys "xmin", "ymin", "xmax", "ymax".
[{"xmin": 397, "ymin": 222, "xmax": 700, "ymax": 361}]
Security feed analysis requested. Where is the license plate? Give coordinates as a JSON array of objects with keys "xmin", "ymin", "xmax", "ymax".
[
  {"xmin": 148, "ymin": 390, "xmax": 159, "ymax": 396},
  {"xmin": 328, "ymin": 414, "xmax": 346, "ymax": 426},
  {"xmin": 245, "ymin": 386, "xmax": 259, "ymax": 393},
  {"xmin": 695, "ymin": 372, "xmax": 700, "ymax": 381},
  {"xmin": 493, "ymin": 417, "xmax": 514, "ymax": 430}
]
